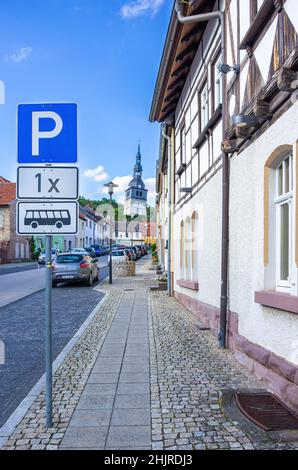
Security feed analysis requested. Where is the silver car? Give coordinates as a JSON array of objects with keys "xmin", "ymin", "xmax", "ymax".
[{"xmin": 52, "ymin": 253, "xmax": 99, "ymax": 287}]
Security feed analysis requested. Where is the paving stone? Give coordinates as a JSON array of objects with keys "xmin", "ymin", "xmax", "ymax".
[
  {"xmin": 92, "ymin": 364, "xmax": 122, "ymax": 374},
  {"xmin": 117, "ymin": 382, "xmax": 150, "ymax": 395},
  {"xmin": 106, "ymin": 426, "xmax": 151, "ymax": 447},
  {"xmin": 121, "ymin": 363, "xmax": 150, "ymax": 373},
  {"xmin": 123, "ymin": 356, "xmax": 149, "ymax": 365},
  {"xmin": 87, "ymin": 373, "xmax": 119, "ymax": 384},
  {"xmin": 76, "ymin": 394, "xmax": 115, "ymax": 410},
  {"xmin": 60, "ymin": 427, "xmax": 108, "ymax": 449},
  {"xmin": 114, "ymin": 394, "xmax": 150, "ymax": 409},
  {"xmin": 69, "ymin": 409, "xmax": 112, "ymax": 427},
  {"xmin": 95, "ymin": 357, "xmax": 123, "ymax": 366},
  {"xmin": 111, "ymin": 409, "xmax": 151, "ymax": 426},
  {"xmin": 119, "ymin": 373, "xmax": 150, "ymax": 383},
  {"xmin": 83, "ymin": 383, "xmax": 117, "ymax": 396}
]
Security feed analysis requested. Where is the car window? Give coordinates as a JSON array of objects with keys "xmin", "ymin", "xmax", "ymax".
[
  {"xmin": 112, "ymin": 250, "xmax": 125, "ymax": 256},
  {"xmin": 56, "ymin": 255, "xmax": 83, "ymax": 263}
]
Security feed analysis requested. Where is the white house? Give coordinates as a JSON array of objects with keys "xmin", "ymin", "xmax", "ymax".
[{"xmin": 151, "ymin": 0, "xmax": 298, "ymax": 413}]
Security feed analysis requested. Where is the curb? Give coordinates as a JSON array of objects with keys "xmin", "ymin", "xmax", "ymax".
[{"xmin": 0, "ymin": 291, "xmax": 109, "ymax": 449}]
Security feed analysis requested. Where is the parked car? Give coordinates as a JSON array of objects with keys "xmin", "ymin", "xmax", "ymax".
[
  {"xmin": 124, "ymin": 248, "xmax": 137, "ymax": 261},
  {"xmin": 108, "ymin": 249, "xmax": 129, "ymax": 265},
  {"xmin": 103, "ymin": 246, "xmax": 110, "ymax": 255},
  {"xmin": 38, "ymin": 248, "xmax": 61, "ymax": 265},
  {"xmin": 52, "ymin": 253, "xmax": 99, "ymax": 287},
  {"xmin": 90, "ymin": 244, "xmax": 105, "ymax": 257},
  {"xmin": 131, "ymin": 246, "xmax": 141, "ymax": 259},
  {"xmin": 84, "ymin": 246, "xmax": 97, "ymax": 258},
  {"xmin": 71, "ymin": 248, "xmax": 88, "ymax": 255},
  {"xmin": 135, "ymin": 245, "xmax": 145, "ymax": 256}
]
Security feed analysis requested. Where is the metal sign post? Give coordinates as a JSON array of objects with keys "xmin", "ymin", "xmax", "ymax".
[
  {"xmin": 17, "ymin": 102, "xmax": 79, "ymax": 429},
  {"xmin": 45, "ymin": 235, "xmax": 53, "ymax": 428}
]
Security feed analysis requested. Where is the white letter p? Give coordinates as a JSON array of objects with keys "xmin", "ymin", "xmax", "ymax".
[{"xmin": 32, "ymin": 111, "xmax": 63, "ymax": 156}]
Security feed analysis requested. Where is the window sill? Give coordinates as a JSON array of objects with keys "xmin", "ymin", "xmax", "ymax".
[
  {"xmin": 255, "ymin": 290, "xmax": 298, "ymax": 315},
  {"xmin": 177, "ymin": 279, "xmax": 199, "ymax": 291}
]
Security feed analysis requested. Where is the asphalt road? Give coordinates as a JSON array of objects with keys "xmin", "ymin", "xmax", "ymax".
[
  {"xmin": 0, "ymin": 263, "xmax": 40, "ymax": 276},
  {"xmin": 0, "ymin": 256, "xmax": 109, "ymax": 308},
  {"xmin": 0, "ymin": 262, "xmax": 109, "ymax": 428}
]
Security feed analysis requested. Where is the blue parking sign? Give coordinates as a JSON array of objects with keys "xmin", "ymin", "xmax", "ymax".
[{"xmin": 18, "ymin": 103, "xmax": 77, "ymax": 163}]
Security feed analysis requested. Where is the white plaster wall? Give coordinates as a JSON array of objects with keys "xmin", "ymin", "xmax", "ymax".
[
  {"xmin": 173, "ymin": 170, "xmax": 222, "ymax": 308},
  {"xmin": 229, "ymin": 103, "xmax": 298, "ymax": 363}
]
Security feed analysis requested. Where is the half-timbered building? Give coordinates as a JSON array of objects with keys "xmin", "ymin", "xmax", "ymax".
[{"xmin": 151, "ymin": 0, "xmax": 298, "ymax": 412}]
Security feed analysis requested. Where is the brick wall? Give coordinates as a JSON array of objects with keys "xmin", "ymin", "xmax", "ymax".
[{"xmin": 0, "ymin": 204, "xmax": 30, "ymax": 263}]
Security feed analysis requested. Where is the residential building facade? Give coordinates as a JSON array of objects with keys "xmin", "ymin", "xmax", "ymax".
[
  {"xmin": 0, "ymin": 177, "xmax": 30, "ymax": 264},
  {"xmin": 151, "ymin": 0, "xmax": 298, "ymax": 412}
]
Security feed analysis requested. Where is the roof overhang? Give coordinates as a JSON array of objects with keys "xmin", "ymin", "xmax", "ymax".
[{"xmin": 149, "ymin": 0, "xmax": 217, "ymax": 123}]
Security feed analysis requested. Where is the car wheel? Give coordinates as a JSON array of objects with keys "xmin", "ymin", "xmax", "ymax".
[
  {"xmin": 86, "ymin": 273, "xmax": 93, "ymax": 287},
  {"xmin": 95, "ymin": 270, "xmax": 99, "ymax": 281},
  {"xmin": 52, "ymin": 282, "xmax": 57, "ymax": 288}
]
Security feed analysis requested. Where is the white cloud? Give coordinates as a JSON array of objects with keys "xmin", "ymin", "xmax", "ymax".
[
  {"xmin": 120, "ymin": 0, "xmax": 165, "ymax": 19},
  {"xmin": 84, "ymin": 165, "xmax": 109, "ymax": 182},
  {"xmin": 5, "ymin": 47, "xmax": 32, "ymax": 64},
  {"xmin": 144, "ymin": 177, "xmax": 156, "ymax": 205},
  {"xmin": 100, "ymin": 175, "xmax": 156, "ymax": 205},
  {"xmin": 101, "ymin": 175, "xmax": 132, "ymax": 199}
]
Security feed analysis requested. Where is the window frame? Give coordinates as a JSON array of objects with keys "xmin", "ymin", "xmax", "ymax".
[
  {"xmin": 212, "ymin": 53, "xmax": 222, "ymax": 112},
  {"xmin": 199, "ymin": 80, "xmax": 210, "ymax": 132},
  {"xmin": 275, "ymin": 154, "xmax": 294, "ymax": 292}
]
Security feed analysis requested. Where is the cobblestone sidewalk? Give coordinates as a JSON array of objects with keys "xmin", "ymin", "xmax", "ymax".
[
  {"xmin": 1, "ymin": 290, "xmax": 122, "ymax": 450},
  {"xmin": 149, "ymin": 291, "xmax": 298, "ymax": 450},
  {"xmin": 1, "ymin": 260, "xmax": 297, "ymax": 450}
]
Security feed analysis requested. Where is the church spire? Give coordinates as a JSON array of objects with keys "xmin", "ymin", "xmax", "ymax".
[
  {"xmin": 136, "ymin": 141, "xmax": 141, "ymax": 162},
  {"xmin": 134, "ymin": 142, "xmax": 143, "ymax": 175},
  {"xmin": 124, "ymin": 143, "xmax": 148, "ymax": 217}
]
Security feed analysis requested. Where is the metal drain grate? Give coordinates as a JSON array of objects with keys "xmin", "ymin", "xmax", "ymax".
[{"xmin": 235, "ymin": 391, "xmax": 298, "ymax": 431}]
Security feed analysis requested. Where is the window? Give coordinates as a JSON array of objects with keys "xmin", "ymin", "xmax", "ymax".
[
  {"xmin": 185, "ymin": 217, "xmax": 192, "ymax": 281},
  {"xmin": 191, "ymin": 212, "xmax": 198, "ymax": 281},
  {"xmin": 213, "ymin": 55, "xmax": 222, "ymax": 110},
  {"xmin": 180, "ymin": 221, "xmax": 185, "ymax": 278},
  {"xmin": 275, "ymin": 154, "xmax": 294, "ymax": 291},
  {"xmin": 180, "ymin": 127, "xmax": 186, "ymax": 165},
  {"xmin": 0, "ymin": 209, "xmax": 4, "ymax": 228},
  {"xmin": 200, "ymin": 82, "xmax": 209, "ymax": 130}
]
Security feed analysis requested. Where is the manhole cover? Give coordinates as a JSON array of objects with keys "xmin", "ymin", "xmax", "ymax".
[{"xmin": 235, "ymin": 391, "xmax": 298, "ymax": 431}]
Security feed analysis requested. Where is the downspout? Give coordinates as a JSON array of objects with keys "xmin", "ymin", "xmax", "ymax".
[
  {"xmin": 162, "ymin": 125, "xmax": 173, "ymax": 297},
  {"xmin": 175, "ymin": 0, "xmax": 229, "ymax": 348}
]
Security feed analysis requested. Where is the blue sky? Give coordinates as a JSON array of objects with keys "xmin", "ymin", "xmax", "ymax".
[{"xmin": 0, "ymin": 0, "xmax": 172, "ymax": 204}]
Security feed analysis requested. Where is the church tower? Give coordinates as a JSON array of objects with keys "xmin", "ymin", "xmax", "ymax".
[{"xmin": 124, "ymin": 144, "xmax": 148, "ymax": 217}]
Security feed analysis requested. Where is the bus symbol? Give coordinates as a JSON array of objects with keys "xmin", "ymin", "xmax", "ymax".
[{"xmin": 24, "ymin": 210, "xmax": 71, "ymax": 229}]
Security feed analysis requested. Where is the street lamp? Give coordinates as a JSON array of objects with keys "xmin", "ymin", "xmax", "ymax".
[{"xmin": 104, "ymin": 181, "xmax": 119, "ymax": 284}]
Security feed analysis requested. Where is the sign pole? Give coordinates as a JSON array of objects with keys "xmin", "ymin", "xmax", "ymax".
[{"xmin": 45, "ymin": 234, "xmax": 53, "ymax": 428}]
